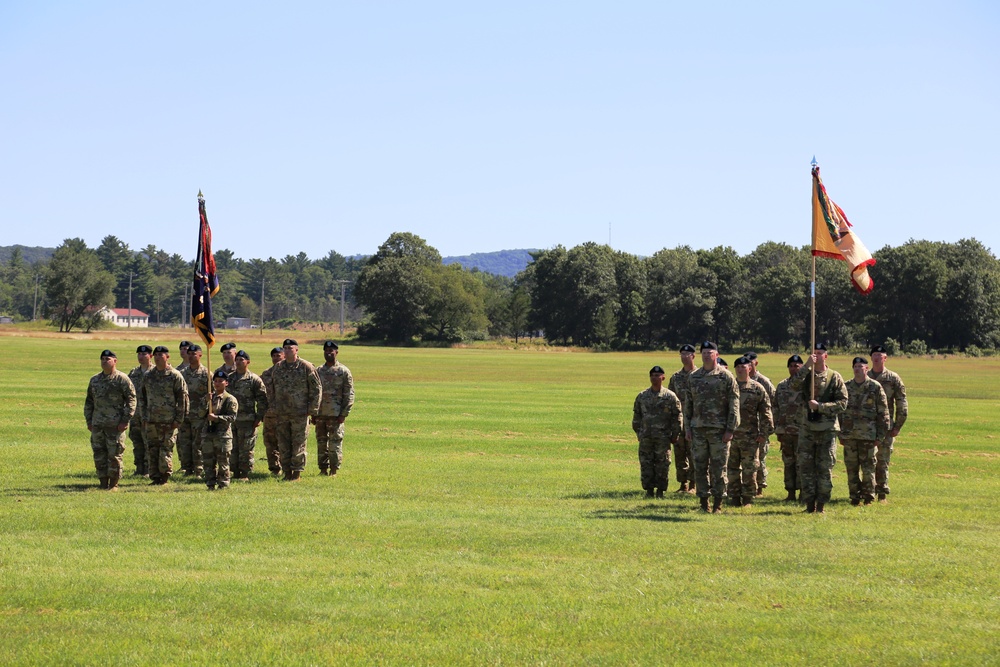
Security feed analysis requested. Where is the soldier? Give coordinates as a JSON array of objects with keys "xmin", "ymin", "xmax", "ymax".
[
  {"xmin": 259, "ymin": 346, "xmax": 285, "ymax": 476},
  {"xmin": 214, "ymin": 342, "xmax": 238, "ymax": 376},
  {"xmin": 668, "ymin": 344, "xmax": 697, "ymax": 493},
  {"xmin": 176, "ymin": 340, "xmax": 192, "ymax": 373},
  {"xmin": 84, "ymin": 350, "xmax": 136, "ymax": 491},
  {"xmin": 227, "ymin": 349, "xmax": 268, "ymax": 480},
  {"xmin": 840, "ymin": 357, "xmax": 889, "ymax": 506},
  {"xmin": 744, "ymin": 352, "xmax": 775, "ymax": 496},
  {"xmin": 728, "ymin": 356, "xmax": 773, "ymax": 506},
  {"xmin": 202, "ymin": 370, "xmax": 238, "ymax": 490},
  {"xmin": 683, "ymin": 341, "xmax": 740, "ymax": 514},
  {"xmin": 271, "ymin": 339, "xmax": 322, "ymax": 480},
  {"xmin": 140, "ymin": 346, "xmax": 188, "ymax": 485},
  {"xmin": 314, "ymin": 341, "xmax": 355, "ymax": 476},
  {"xmin": 717, "ymin": 357, "xmax": 728, "ymax": 370},
  {"xmin": 773, "ymin": 354, "xmax": 806, "ymax": 501},
  {"xmin": 127, "ymin": 344, "xmax": 153, "ymax": 477},
  {"xmin": 632, "ymin": 365, "xmax": 683, "ymax": 498},
  {"xmin": 178, "ymin": 343, "xmax": 210, "ymax": 476},
  {"xmin": 868, "ymin": 344, "xmax": 908, "ymax": 502},
  {"xmin": 790, "ymin": 343, "xmax": 848, "ymax": 514}
]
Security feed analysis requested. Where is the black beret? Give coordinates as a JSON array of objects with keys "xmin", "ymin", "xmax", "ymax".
[
  {"xmin": 212, "ymin": 369, "xmax": 229, "ymax": 381},
  {"xmin": 220, "ymin": 342, "xmax": 237, "ymax": 352},
  {"xmin": 649, "ymin": 365, "xmax": 665, "ymax": 375},
  {"xmin": 787, "ymin": 354, "xmax": 804, "ymax": 366},
  {"xmin": 323, "ymin": 340, "xmax": 339, "ymax": 350},
  {"xmin": 187, "ymin": 344, "xmax": 202, "ymax": 353},
  {"xmin": 270, "ymin": 347, "xmax": 284, "ymax": 355},
  {"xmin": 871, "ymin": 345, "xmax": 888, "ymax": 354},
  {"xmin": 744, "ymin": 352, "xmax": 758, "ymax": 361},
  {"xmin": 734, "ymin": 356, "xmax": 750, "ymax": 367},
  {"xmin": 700, "ymin": 341, "xmax": 718, "ymax": 351},
  {"xmin": 179, "ymin": 340, "xmax": 192, "ymax": 349},
  {"xmin": 235, "ymin": 350, "xmax": 250, "ymax": 360},
  {"xmin": 679, "ymin": 344, "xmax": 696, "ymax": 353},
  {"xmin": 136, "ymin": 345, "xmax": 153, "ymax": 354},
  {"xmin": 814, "ymin": 342, "xmax": 828, "ymax": 351},
  {"xmin": 153, "ymin": 345, "xmax": 170, "ymax": 355},
  {"xmin": 717, "ymin": 357, "xmax": 728, "ymax": 367},
  {"xmin": 100, "ymin": 349, "xmax": 116, "ymax": 359},
  {"xmin": 283, "ymin": 338, "xmax": 298, "ymax": 347},
  {"xmin": 853, "ymin": 357, "xmax": 869, "ymax": 366}
]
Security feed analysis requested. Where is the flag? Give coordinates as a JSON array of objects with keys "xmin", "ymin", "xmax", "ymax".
[
  {"xmin": 192, "ymin": 191, "xmax": 220, "ymax": 347},
  {"xmin": 811, "ymin": 165, "xmax": 875, "ymax": 294}
]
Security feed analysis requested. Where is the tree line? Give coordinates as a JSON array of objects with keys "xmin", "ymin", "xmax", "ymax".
[{"xmin": 2, "ymin": 233, "xmax": 998, "ymax": 353}]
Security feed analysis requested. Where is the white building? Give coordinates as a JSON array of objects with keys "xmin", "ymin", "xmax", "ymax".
[{"xmin": 99, "ymin": 307, "xmax": 150, "ymax": 328}]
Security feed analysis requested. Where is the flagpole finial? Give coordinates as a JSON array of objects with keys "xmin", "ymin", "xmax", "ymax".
[
  {"xmin": 810, "ymin": 156, "xmax": 818, "ymax": 167},
  {"xmin": 198, "ymin": 190, "xmax": 204, "ymax": 202}
]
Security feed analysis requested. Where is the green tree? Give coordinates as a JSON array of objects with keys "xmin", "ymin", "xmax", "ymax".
[
  {"xmin": 425, "ymin": 264, "xmax": 489, "ymax": 341},
  {"xmin": 45, "ymin": 239, "xmax": 115, "ymax": 332},
  {"xmin": 643, "ymin": 246, "xmax": 715, "ymax": 347},
  {"xmin": 697, "ymin": 245, "xmax": 747, "ymax": 347}
]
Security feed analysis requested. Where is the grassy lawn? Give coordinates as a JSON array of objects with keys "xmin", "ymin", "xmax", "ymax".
[{"xmin": 0, "ymin": 334, "xmax": 997, "ymax": 665}]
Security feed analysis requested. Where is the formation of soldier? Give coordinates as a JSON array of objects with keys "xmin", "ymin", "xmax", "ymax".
[
  {"xmin": 632, "ymin": 342, "xmax": 908, "ymax": 514},
  {"xmin": 84, "ymin": 338, "xmax": 354, "ymax": 491}
]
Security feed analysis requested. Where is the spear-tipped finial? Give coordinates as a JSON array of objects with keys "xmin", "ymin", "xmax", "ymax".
[
  {"xmin": 810, "ymin": 156, "xmax": 818, "ymax": 167},
  {"xmin": 198, "ymin": 189, "xmax": 204, "ymax": 201}
]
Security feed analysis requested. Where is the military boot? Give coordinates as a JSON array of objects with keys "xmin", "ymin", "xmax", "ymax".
[
  {"xmin": 816, "ymin": 502, "xmax": 825, "ymax": 514},
  {"xmin": 319, "ymin": 467, "xmax": 329, "ymax": 476},
  {"xmin": 877, "ymin": 493, "xmax": 887, "ymax": 503},
  {"xmin": 290, "ymin": 470, "xmax": 301, "ymax": 481},
  {"xmin": 729, "ymin": 496, "xmax": 741, "ymax": 507},
  {"xmin": 850, "ymin": 497, "xmax": 861, "ymax": 506},
  {"xmin": 161, "ymin": 472, "xmax": 171, "ymax": 485},
  {"xmin": 700, "ymin": 497, "xmax": 710, "ymax": 513},
  {"xmin": 785, "ymin": 490, "xmax": 796, "ymax": 502},
  {"xmin": 283, "ymin": 471, "xmax": 292, "ymax": 481},
  {"xmin": 645, "ymin": 489, "xmax": 654, "ymax": 498},
  {"xmin": 99, "ymin": 477, "xmax": 109, "ymax": 490},
  {"xmin": 674, "ymin": 482, "xmax": 687, "ymax": 494},
  {"xmin": 711, "ymin": 496, "xmax": 723, "ymax": 514},
  {"xmin": 108, "ymin": 475, "xmax": 120, "ymax": 491},
  {"xmin": 655, "ymin": 489, "xmax": 664, "ymax": 498},
  {"xmin": 804, "ymin": 500, "xmax": 816, "ymax": 513}
]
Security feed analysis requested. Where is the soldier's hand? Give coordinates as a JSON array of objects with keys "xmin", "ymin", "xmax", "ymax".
[
  {"xmin": 87, "ymin": 424, "xmax": 93, "ymax": 432},
  {"xmin": 310, "ymin": 416, "xmax": 317, "ymax": 425},
  {"xmin": 336, "ymin": 416, "xmax": 346, "ymax": 424},
  {"xmin": 890, "ymin": 427, "xmax": 901, "ymax": 438},
  {"xmin": 253, "ymin": 420, "xmax": 261, "ymax": 429},
  {"xmin": 117, "ymin": 422, "xmax": 128, "ymax": 433},
  {"xmin": 756, "ymin": 435, "xmax": 766, "ymax": 445},
  {"xmin": 722, "ymin": 431, "xmax": 734, "ymax": 444},
  {"xmin": 808, "ymin": 400, "xmax": 820, "ymax": 411}
]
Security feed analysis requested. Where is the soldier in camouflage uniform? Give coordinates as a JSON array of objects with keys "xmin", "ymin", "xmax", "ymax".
[
  {"xmin": 227, "ymin": 349, "xmax": 268, "ymax": 480},
  {"xmin": 214, "ymin": 342, "xmax": 238, "ymax": 376},
  {"xmin": 178, "ymin": 344, "xmax": 210, "ymax": 476},
  {"xmin": 772, "ymin": 355, "xmax": 806, "ymax": 501},
  {"xmin": 140, "ymin": 346, "xmax": 188, "ymax": 485},
  {"xmin": 272, "ymin": 339, "xmax": 322, "ymax": 480},
  {"xmin": 176, "ymin": 340, "xmax": 192, "ymax": 373},
  {"xmin": 202, "ymin": 370, "xmax": 239, "ymax": 490},
  {"xmin": 745, "ymin": 352, "xmax": 775, "ymax": 495},
  {"xmin": 127, "ymin": 344, "xmax": 153, "ymax": 477},
  {"xmin": 789, "ymin": 343, "xmax": 848, "ymax": 514},
  {"xmin": 868, "ymin": 344, "xmax": 908, "ymax": 502},
  {"xmin": 728, "ymin": 357, "xmax": 773, "ymax": 506},
  {"xmin": 260, "ymin": 347, "xmax": 284, "ymax": 476},
  {"xmin": 840, "ymin": 356, "xmax": 889, "ymax": 506},
  {"xmin": 314, "ymin": 341, "xmax": 355, "ymax": 476},
  {"xmin": 668, "ymin": 344, "xmax": 697, "ymax": 493},
  {"xmin": 84, "ymin": 350, "xmax": 137, "ymax": 491},
  {"xmin": 632, "ymin": 365, "xmax": 683, "ymax": 498},
  {"xmin": 683, "ymin": 341, "xmax": 740, "ymax": 513}
]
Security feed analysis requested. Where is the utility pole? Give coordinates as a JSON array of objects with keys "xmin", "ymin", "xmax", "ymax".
[
  {"xmin": 260, "ymin": 276, "xmax": 265, "ymax": 335},
  {"xmin": 337, "ymin": 279, "xmax": 348, "ymax": 334},
  {"xmin": 32, "ymin": 273, "xmax": 40, "ymax": 321},
  {"xmin": 127, "ymin": 271, "xmax": 134, "ymax": 329}
]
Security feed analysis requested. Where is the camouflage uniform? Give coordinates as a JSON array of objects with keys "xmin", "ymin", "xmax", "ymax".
[
  {"xmin": 728, "ymin": 378, "xmax": 773, "ymax": 503},
  {"xmin": 214, "ymin": 363, "xmax": 237, "ymax": 377},
  {"xmin": 668, "ymin": 368, "xmax": 694, "ymax": 488},
  {"xmin": 315, "ymin": 361, "xmax": 355, "ymax": 474},
  {"xmin": 840, "ymin": 378, "xmax": 889, "ymax": 503},
  {"xmin": 84, "ymin": 370, "xmax": 137, "ymax": 484},
  {"xmin": 179, "ymin": 365, "xmax": 210, "ymax": 475},
  {"xmin": 867, "ymin": 368, "xmax": 908, "ymax": 497},
  {"xmin": 260, "ymin": 364, "xmax": 281, "ymax": 474},
  {"xmin": 790, "ymin": 365, "xmax": 848, "ymax": 506},
  {"xmin": 750, "ymin": 370, "xmax": 775, "ymax": 492},
  {"xmin": 227, "ymin": 369, "xmax": 268, "ymax": 479},
  {"xmin": 126, "ymin": 364, "xmax": 151, "ymax": 475},
  {"xmin": 683, "ymin": 367, "xmax": 740, "ymax": 500},
  {"xmin": 272, "ymin": 358, "xmax": 322, "ymax": 476},
  {"xmin": 202, "ymin": 390, "xmax": 238, "ymax": 489},
  {"xmin": 773, "ymin": 376, "xmax": 805, "ymax": 495},
  {"xmin": 632, "ymin": 387, "xmax": 683, "ymax": 494},
  {"xmin": 140, "ymin": 366, "xmax": 188, "ymax": 482}
]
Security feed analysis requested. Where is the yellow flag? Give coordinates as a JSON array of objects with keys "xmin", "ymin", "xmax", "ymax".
[{"xmin": 811, "ymin": 166, "xmax": 875, "ymax": 294}]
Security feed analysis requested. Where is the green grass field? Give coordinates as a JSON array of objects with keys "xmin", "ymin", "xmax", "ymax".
[{"xmin": 0, "ymin": 334, "xmax": 997, "ymax": 665}]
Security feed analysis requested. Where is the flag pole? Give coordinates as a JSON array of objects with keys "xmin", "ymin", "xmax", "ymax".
[
  {"xmin": 809, "ymin": 158, "xmax": 818, "ymax": 410},
  {"xmin": 197, "ymin": 191, "xmax": 214, "ymax": 411}
]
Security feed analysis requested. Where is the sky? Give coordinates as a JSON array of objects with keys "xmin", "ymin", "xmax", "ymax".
[{"xmin": 1, "ymin": 1, "xmax": 998, "ymax": 262}]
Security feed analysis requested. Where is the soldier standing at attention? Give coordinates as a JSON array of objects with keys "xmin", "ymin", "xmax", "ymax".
[
  {"xmin": 84, "ymin": 350, "xmax": 136, "ymax": 491},
  {"xmin": 868, "ymin": 344, "xmax": 908, "ymax": 502},
  {"xmin": 632, "ymin": 365, "xmax": 683, "ymax": 498},
  {"xmin": 227, "ymin": 349, "xmax": 268, "ymax": 480},
  {"xmin": 772, "ymin": 355, "xmax": 806, "ymax": 501},
  {"xmin": 127, "ymin": 344, "xmax": 153, "ymax": 478},
  {"xmin": 314, "ymin": 341, "xmax": 355, "ymax": 476},
  {"xmin": 728, "ymin": 356, "xmax": 773, "ymax": 506},
  {"xmin": 668, "ymin": 344, "xmax": 697, "ymax": 493},
  {"xmin": 272, "ymin": 339, "xmax": 322, "ymax": 480},
  {"xmin": 744, "ymin": 352, "xmax": 775, "ymax": 496},
  {"xmin": 260, "ymin": 346, "xmax": 284, "ymax": 476},
  {"xmin": 840, "ymin": 357, "xmax": 889, "ymax": 506},
  {"xmin": 176, "ymin": 340, "xmax": 192, "ymax": 373},
  {"xmin": 683, "ymin": 342, "xmax": 740, "ymax": 514},
  {"xmin": 140, "ymin": 346, "xmax": 188, "ymax": 485},
  {"xmin": 179, "ymin": 343, "xmax": 210, "ymax": 477},
  {"xmin": 202, "ymin": 370, "xmax": 239, "ymax": 490},
  {"xmin": 790, "ymin": 343, "xmax": 848, "ymax": 514},
  {"xmin": 214, "ymin": 342, "xmax": 238, "ymax": 376}
]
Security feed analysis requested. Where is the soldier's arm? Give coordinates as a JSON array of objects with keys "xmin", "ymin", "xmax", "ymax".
[
  {"xmin": 632, "ymin": 395, "xmax": 642, "ymax": 435},
  {"xmin": 760, "ymin": 391, "xmax": 774, "ymax": 439},
  {"xmin": 84, "ymin": 382, "xmax": 95, "ymax": 429},
  {"xmin": 253, "ymin": 377, "xmax": 268, "ymax": 423},
  {"xmin": 821, "ymin": 375, "xmax": 849, "ymax": 415},
  {"xmin": 892, "ymin": 376, "xmax": 908, "ymax": 432},
  {"xmin": 726, "ymin": 377, "xmax": 741, "ymax": 434},
  {"xmin": 219, "ymin": 396, "xmax": 238, "ymax": 423},
  {"xmin": 308, "ymin": 369, "xmax": 322, "ymax": 416},
  {"xmin": 121, "ymin": 376, "xmax": 137, "ymax": 430},
  {"xmin": 670, "ymin": 393, "xmax": 683, "ymax": 443},
  {"xmin": 176, "ymin": 375, "xmax": 189, "ymax": 425},
  {"xmin": 876, "ymin": 385, "xmax": 890, "ymax": 442},
  {"xmin": 340, "ymin": 369, "xmax": 355, "ymax": 418}
]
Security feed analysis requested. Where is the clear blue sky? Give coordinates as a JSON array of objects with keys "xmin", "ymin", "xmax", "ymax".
[{"xmin": 2, "ymin": 1, "xmax": 998, "ymax": 261}]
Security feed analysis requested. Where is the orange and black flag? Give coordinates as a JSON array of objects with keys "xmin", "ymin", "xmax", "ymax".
[
  {"xmin": 192, "ymin": 190, "xmax": 220, "ymax": 347},
  {"xmin": 811, "ymin": 164, "xmax": 875, "ymax": 294}
]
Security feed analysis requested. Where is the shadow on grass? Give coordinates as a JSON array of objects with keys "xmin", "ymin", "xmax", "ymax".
[
  {"xmin": 587, "ymin": 504, "xmax": 696, "ymax": 523},
  {"xmin": 566, "ymin": 489, "xmax": 651, "ymax": 500}
]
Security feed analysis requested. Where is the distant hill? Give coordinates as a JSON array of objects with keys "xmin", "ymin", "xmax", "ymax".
[
  {"xmin": 443, "ymin": 249, "xmax": 537, "ymax": 278},
  {"xmin": 0, "ymin": 245, "xmax": 54, "ymax": 264}
]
